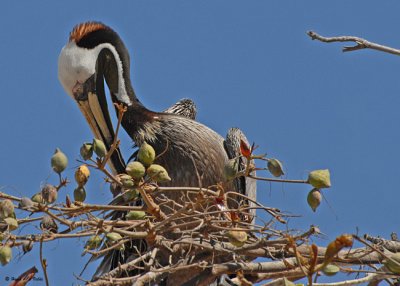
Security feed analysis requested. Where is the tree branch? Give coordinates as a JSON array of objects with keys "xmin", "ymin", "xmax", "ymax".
[{"xmin": 307, "ymin": 31, "xmax": 400, "ymax": 55}]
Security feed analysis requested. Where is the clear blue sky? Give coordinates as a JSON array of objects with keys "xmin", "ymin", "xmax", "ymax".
[{"xmin": 1, "ymin": 1, "xmax": 400, "ymax": 284}]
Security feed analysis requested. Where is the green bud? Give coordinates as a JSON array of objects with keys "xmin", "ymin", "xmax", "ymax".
[
  {"xmin": 74, "ymin": 187, "xmax": 87, "ymax": 202},
  {"xmin": 226, "ymin": 230, "xmax": 248, "ymax": 247},
  {"xmin": 4, "ymin": 218, "xmax": 18, "ymax": 231},
  {"xmin": 126, "ymin": 211, "xmax": 146, "ymax": 220},
  {"xmin": 267, "ymin": 158, "xmax": 284, "ymax": 177},
  {"xmin": 137, "ymin": 142, "xmax": 156, "ymax": 166},
  {"xmin": 93, "ymin": 138, "xmax": 107, "ymax": 158},
  {"xmin": 51, "ymin": 148, "xmax": 68, "ymax": 174},
  {"xmin": 0, "ymin": 245, "xmax": 12, "ymax": 266},
  {"xmin": 41, "ymin": 184, "xmax": 58, "ymax": 204},
  {"xmin": 0, "ymin": 199, "xmax": 14, "ymax": 219},
  {"xmin": 224, "ymin": 158, "xmax": 239, "ymax": 181},
  {"xmin": 385, "ymin": 253, "xmax": 400, "ymax": 274},
  {"xmin": 85, "ymin": 235, "xmax": 102, "ymax": 250},
  {"xmin": 322, "ymin": 264, "xmax": 340, "ymax": 276},
  {"xmin": 308, "ymin": 169, "xmax": 331, "ymax": 188},
  {"xmin": 80, "ymin": 143, "xmax": 93, "ymax": 160},
  {"xmin": 147, "ymin": 164, "xmax": 171, "ymax": 182},
  {"xmin": 307, "ymin": 189, "xmax": 322, "ymax": 212},
  {"xmin": 126, "ymin": 161, "xmax": 146, "ymax": 180}
]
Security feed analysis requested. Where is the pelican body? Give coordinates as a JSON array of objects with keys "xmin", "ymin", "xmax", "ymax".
[
  {"xmin": 58, "ymin": 22, "xmax": 256, "ymax": 280},
  {"xmin": 59, "ymin": 22, "xmax": 230, "ymax": 190}
]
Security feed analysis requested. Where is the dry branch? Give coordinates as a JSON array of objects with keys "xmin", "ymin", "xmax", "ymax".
[{"xmin": 307, "ymin": 31, "xmax": 400, "ymax": 55}]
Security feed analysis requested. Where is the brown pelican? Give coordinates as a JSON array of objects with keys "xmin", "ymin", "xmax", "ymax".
[{"xmin": 58, "ymin": 21, "xmax": 256, "ymax": 281}]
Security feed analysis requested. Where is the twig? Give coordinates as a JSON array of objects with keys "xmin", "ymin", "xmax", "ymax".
[
  {"xmin": 307, "ymin": 31, "xmax": 400, "ymax": 55},
  {"xmin": 249, "ymin": 175, "xmax": 308, "ymax": 184},
  {"xmin": 99, "ymin": 103, "xmax": 127, "ymax": 170},
  {"xmin": 40, "ymin": 238, "xmax": 50, "ymax": 286}
]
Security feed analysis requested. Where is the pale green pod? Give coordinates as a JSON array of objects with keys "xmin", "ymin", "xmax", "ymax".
[
  {"xmin": 308, "ymin": 169, "xmax": 331, "ymax": 188},
  {"xmin": 126, "ymin": 211, "xmax": 146, "ymax": 220},
  {"xmin": 80, "ymin": 143, "xmax": 93, "ymax": 160},
  {"xmin": 147, "ymin": 164, "xmax": 171, "ymax": 182},
  {"xmin": 51, "ymin": 148, "xmax": 68, "ymax": 174},
  {"xmin": 74, "ymin": 187, "xmax": 87, "ymax": 202},
  {"xmin": 322, "ymin": 264, "xmax": 340, "ymax": 276},
  {"xmin": 85, "ymin": 235, "xmax": 102, "ymax": 250},
  {"xmin": 0, "ymin": 245, "xmax": 12, "ymax": 266},
  {"xmin": 307, "ymin": 188, "xmax": 322, "ymax": 212},
  {"xmin": 93, "ymin": 138, "xmax": 107, "ymax": 158},
  {"xmin": 267, "ymin": 158, "xmax": 284, "ymax": 177},
  {"xmin": 4, "ymin": 218, "xmax": 18, "ymax": 231},
  {"xmin": 0, "ymin": 199, "xmax": 14, "ymax": 219},
  {"xmin": 126, "ymin": 161, "xmax": 146, "ymax": 180},
  {"xmin": 137, "ymin": 142, "xmax": 156, "ymax": 166}
]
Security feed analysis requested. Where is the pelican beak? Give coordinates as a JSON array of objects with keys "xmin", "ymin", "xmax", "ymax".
[{"xmin": 72, "ymin": 74, "xmax": 126, "ymax": 175}]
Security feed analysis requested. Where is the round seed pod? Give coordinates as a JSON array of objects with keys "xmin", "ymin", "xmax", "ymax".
[
  {"xmin": 85, "ymin": 235, "xmax": 102, "ymax": 250},
  {"xmin": 126, "ymin": 211, "xmax": 146, "ymax": 220},
  {"xmin": 31, "ymin": 192, "xmax": 44, "ymax": 204},
  {"xmin": 137, "ymin": 142, "xmax": 156, "ymax": 166},
  {"xmin": 126, "ymin": 161, "xmax": 146, "ymax": 180},
  {"xmin": 80, "ymin": 143, "xmax": 93, "ymax": 160},
  {"xmin": 40, "ymin": 215, "xmax": 58, "ymax": 233},
  {"xmin": 385, "ymin": 253, "xmax": 400, "ymax": 274},
  {"xmin": 267, "ymin": 158, "xmax": 284, "ymax": 177},
  {"xmin": 4, "ymin": 218, "xmax": 18, "ymax": 231},
  {"xmin": 119, "ymin": 174, "xmax": 135, "ymax": 189},
  {"xmin": 226, "ymin": 230, "xmax": 248, "ymax": 247},
  {"xmin": 322, "ymin": 264, "xmax": 340, "ymax": 276},
  {"xmin": 106, "ymin": 232, "xmax": 122, "ymax": 242},
  {"xmin": 308, "ymin": 169, "xmax": 331, "ymax": 188},
  {"xmin": 0, "ymin": 199, "xmax": 14, "ymax": 219},
  {"xmin": 18, "ymin": 197, "xmax": 34, "ymax": 211},
  {"xmin": 41, "ymin": 184, "xmax": 58, "ymax": 204},
  {"xmin": 147, "ymin": 164, "xmax": 171, "ymax": 182},
  {"xmin": 224, "ymin": 159, "xmax": 239, "ymax": 181},
  {"xmin": 93, "ymin": 138, "xmax": 107, "ymax": 158},
  {"xmin": 75, "ymin": 165, "xmax": 90, "ymax": 187},
  {"xmin": 106, "ymin": 232, "xmax": 124, "ymax": 250},
  {"xmin": 51, "ymin": 148, "xmax": 68, "ymax": 174},
  {"xmin": 0, "ymin": 245, "xmax": 12, "ymax": 266},
  {"xmin": 73, "ymin": 187, "xmax": 87, "ymax": 202},
  {"xmin": 307, "ymin": 189, "xmax": 322, "ymax": 212}
]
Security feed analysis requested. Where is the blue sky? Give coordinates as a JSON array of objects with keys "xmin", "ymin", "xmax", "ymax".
[{"xmin": 1, "ymin": 1, "xmax": 400, "ymax": 284}]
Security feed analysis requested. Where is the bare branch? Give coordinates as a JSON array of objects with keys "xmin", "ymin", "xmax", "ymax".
[{"xmin": 307, "ymin": 31, "xmax": 400, "ymax": 55}]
